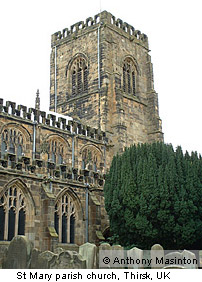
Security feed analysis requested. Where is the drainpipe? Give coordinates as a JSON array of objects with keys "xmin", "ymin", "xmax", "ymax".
[
  {"xmin": 85, "ymin": 183, "xmax": 89, "ymax": 242},
  {"xmin": 97, "ymin": 26, "xmax": 101, "ymax": 91},
  {"xmin": 104, "ymin": 140, "xmax": 106, "ymax": 171},
  {"xmin": 97, "ymin": 24, "xmax": 101, "ymax": 129},
  {"xmin": 32, "ymin": 121, "xmax": 37, "ymax": 160},
  {"xmin": 72, "ymin": 133, "xmax": 75, "ymax": 179},
  {"xmin": 54, "ymin": 46, "xmax": 57, "ymax": 112}
]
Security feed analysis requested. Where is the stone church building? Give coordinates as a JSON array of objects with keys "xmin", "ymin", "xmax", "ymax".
[{"xmin": 0, "ymin": 11, "xmax": 163, "ymax": 252}]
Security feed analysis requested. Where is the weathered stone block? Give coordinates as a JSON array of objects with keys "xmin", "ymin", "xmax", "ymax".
[
  {"xmin": 79, "ymin": 242, "xmax": 97, "ymax": 269},
  {"xmin": 2, "ymin": 236, "xmax": 33, "ymax": 269}
]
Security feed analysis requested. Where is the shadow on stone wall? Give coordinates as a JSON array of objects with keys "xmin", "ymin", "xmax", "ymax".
[{"xmin": 0, "ymin": 236, "xmax": 201, "ymax": 269}]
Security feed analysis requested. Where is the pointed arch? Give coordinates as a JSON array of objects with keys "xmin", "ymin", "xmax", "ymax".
[
  {"xmin": 80, "ymin": 144, "xmax": 103, "ymax": 171},
  {"xmin": 66, "ymin": 53, "xmax": 89, "ymax": 97},
  {"xmin": 55, "ymin": 187, "xmax": 84, "ymax": 220},
  {"xmin": 54, "ymin": 187, "xmax": 84, "ymax": 244},
  {"xmin": 66, "ymin": 53, "xmax": 90, "ymax": 75},
  {"xmin": 0, "ymin": 178, "xmax": 36, "ymax": 215},
  {"xmin": 44, "ymin": 133, "xmax": 71, "ymax": 148},
  {"xmin": 80, "ymin": 144, "xmax": 103, "ymax": 156},
  {"xmin": 0, "ymin": 122, "xmax": 32, "ymax": 143},
  {"xmin": 0, "ymin": 123, "xmax": 32, "ymax": 159},
  {"xmin": 42, "ymin": 133, "xmax": 72, "ymax": 165},
  {"xmin": 122, "ymin": 55, "xmax": 141, "ymax": 75},
  {"xmin": 0, "ymin": 178, "xmax": 36, "ymax": 241}
]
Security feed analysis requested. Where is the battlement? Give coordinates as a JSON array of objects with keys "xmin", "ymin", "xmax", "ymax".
[
  {"xmin": 51, "ymin": 10, "xmax": 148, "ymax": 48},
  {"xmin": 0, "ymin": 99, "xmax": 106, "ymax": 142}
]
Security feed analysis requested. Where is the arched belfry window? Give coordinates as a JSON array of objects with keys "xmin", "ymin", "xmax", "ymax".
[
  {"xmin": 0, "ymin": 186, "xmax": 26, "ymax": 241},
  {"xmin": 123, "ymin": 58, "xmax": 137, "ymax": 96},
  {"xmin": 71, "ymin": 57, "xmax": 88, "ymax": 96},
  {"xmin": 54, "ymin": 193, "xmax": 76, "ymax": 244}
]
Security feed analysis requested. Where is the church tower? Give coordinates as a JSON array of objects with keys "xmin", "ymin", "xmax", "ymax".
[{"xmin": 50, "ymin": 11, "xmax": 163, "ymax": 158}]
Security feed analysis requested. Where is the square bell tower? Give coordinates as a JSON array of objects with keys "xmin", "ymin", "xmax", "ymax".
[{"xmin": 50, "ymin": 11, "xmax": 163, "ymax": 155}]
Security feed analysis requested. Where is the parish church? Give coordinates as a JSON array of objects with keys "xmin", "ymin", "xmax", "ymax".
[{"xmin": 0, "ymin": 11, "xmax": 163, "ymax": 252}]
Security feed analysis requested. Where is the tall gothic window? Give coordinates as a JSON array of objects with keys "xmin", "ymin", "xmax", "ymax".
[
  {"xmin": 0, "ymin": 186, "xmax": 26, "ymax": 241},
  {"xmin": 71, "ymin": 57, "xmax": 88, "ymax": 96},
  {"xmin": 123, "ymin": 58, "xmax": 137, "ymax": 95},
  {"xmin": 54, "ymin": 193, "xmax": 76, "ymax": 244},
  {"xmin": 1, "ymin": 129, "xmax": 24, "ymax": 158}
]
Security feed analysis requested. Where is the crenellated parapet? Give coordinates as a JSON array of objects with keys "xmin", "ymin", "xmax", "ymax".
[
  {"xmin": 0, "ymin": 99, "xmax": 106, "ymax": 142},
  {"xmin": 51, "ymin": 10, "xmax": 148, "ymax": 48},
  {"xmin": 0, "ymin": 99, "xmax": 107, "ymax": 187}
]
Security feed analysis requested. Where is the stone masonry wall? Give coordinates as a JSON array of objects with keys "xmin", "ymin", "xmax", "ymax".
[
  {"xmin": 0, "ymin": 99, "xmax": 109, "ymax": 251},
  {"xmin": 50, "ymin": 11, "xmax": 163, "ymax": 160}
]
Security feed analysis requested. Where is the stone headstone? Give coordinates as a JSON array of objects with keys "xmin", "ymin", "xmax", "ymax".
[
  {"xmin": 30, "ymin": 248, "xmax": 41, "ymax": 269},
  {"xmin": 37, "ymin": 251, "xmax": 56, "ymax": 269},
  {"xmin": 111, "ymin": 245, "xmax": 124, "ymax": 269},
  {"xmin": 112, "ymin": 245, "xmax": 123, "ymax": 251},
  {"xmin": 79, "ymin": 242, "xmax": 97, "ymax": 269},
  {"xmin": 151, "ymin": 244, "xmax": 164, "ymax": 269},
  {"xmin": 54, "ymin": 247, "xmax": 64, "ymax": 255},
  {"xmin": 99, "ymin": 243, "xmax": 111, "ymax": 268},
  {"xmin": 49, "ymin": 250, "xmax": 86, "ymax": 269},
  {"xmin": 165, "ymin": 251, "xmax": 182, "ymax": 268},
  {"xmin": 127, "ymin": 247, "xmax": 144, "ymax": 269},
  {"xmin": 199, "ymin": 251, "xmax": 202, "ymax": 268},
  {"xmin": 182, "ymin": 250, "xmax": 198, "ymax": 269},
  {"xmin": 99, "ymin": 243, "xmax": 111, "ymax": 251},
  {"xmin": 3, "ymin": 235, "xmax": 33, "ymax": 269},
  {"xmin": 72, "ymin": 251, "xmax": 86, "ymax": 269},
  {"xmin": 0, "ymin": 242, "xmax": 9, "ymax": 269}
]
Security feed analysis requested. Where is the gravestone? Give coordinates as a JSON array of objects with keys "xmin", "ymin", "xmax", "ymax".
[
  {"xmin": 111, "ymin": 245, "xmax": 124, "ymax": 269},
  {"xmin": 30, "ymin": 248, "xmax": 41, "ymax": 269},
  {"xmin": 79, "ymin": 242, "xmax": 97, "ymax": 269},
  {"xmin": 165, "ymin": 251, "xmax": 182, "ymax": 268},
  {"xmin": 99, "ymin": 243, "xmax": 111, "ymax": 268},
  {"xmin": 199, "ymin": 251, "xmax": 202, "ymax": 268},
  {"xmin": 151, "ymin": 244, "xmax": 164, "ymax": 269},
  {"xmin": 3, "ymin": 235, "xmax": 33, "ymax": 269},
  {"xmin": 49, "ymin": 250, "xmax": 86, "ymax": 269},
  {"xmin": 37, "ymin": 250, "xmax": 56, "ymax": 269},
  {"xmin": 182, "ymin": 250, "xmax": 198, "ymax": 269},
  {"xmin": 127, "ymin": 247, "xmax": 144, "ymax": 269}
]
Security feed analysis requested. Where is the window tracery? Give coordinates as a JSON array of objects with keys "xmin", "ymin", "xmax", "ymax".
[
  {"xmin": 71, "ymin": 57, "xmax": 88, "ymax": 96},
  {"xmin": 54, "ymin": 193, "xmax": 76, "ymax": 243},
  {"xmin": 1, "ymin": 128, "xmax": 24, "ymax": 158},
  {"xmin": 47, "ymin": 139, "xmax": 65, "ymax": 165},
  {"xmin": 81, "ymin": 146, "xmax": 102, "ymax": 172},
  {"xmin": 123, "ymin": 58, "xmax": 137, "ymax": 95},
  {"xmin": 0, "ymin": 186, "xmax": 26, "ymax": 241}
]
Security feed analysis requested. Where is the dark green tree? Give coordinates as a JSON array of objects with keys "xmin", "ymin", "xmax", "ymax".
[{"xmin": 104, "ymin": 142, "xmax": 202, "ymax": 249}]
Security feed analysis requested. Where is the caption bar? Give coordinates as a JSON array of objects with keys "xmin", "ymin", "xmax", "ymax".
[{"xmin": 0, "ymin": 269, "xmax": 200, "ymax": 282}]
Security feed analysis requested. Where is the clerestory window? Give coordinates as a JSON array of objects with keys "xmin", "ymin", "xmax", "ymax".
[
  {"xmin": 81, "ymin": 146, "xmax": 102, "ymax": 172},
  {"xmin": 48, "ymin": 140, "xmax": 64, "ymax": 165},
  {"xmin": 1, "ymin": 128, "xmax": 24, "ymax": 159}
]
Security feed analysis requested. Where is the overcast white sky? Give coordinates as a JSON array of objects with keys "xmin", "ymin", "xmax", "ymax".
[{"xmin": 0, "ymin": 0, "xmax": 201, "ymax": 154}]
